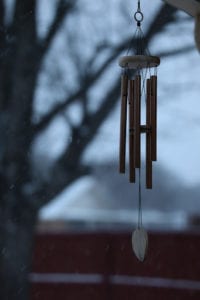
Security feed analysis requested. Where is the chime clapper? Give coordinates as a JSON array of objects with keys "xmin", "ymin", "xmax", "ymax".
[{"xmin": 132, "ymin": 227, "xmax": 148, "ymax": 262}]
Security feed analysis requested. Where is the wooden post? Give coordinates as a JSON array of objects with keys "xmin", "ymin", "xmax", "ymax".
[
  {"xmin": 129, "ymin": 80, "xmax": 135, "ymax": 182},
  {"xmin": 146, "ymin": 79, "xmax": 152, "ymax": 189},
  {"xmin": 151, "ymin": 75, "xmax": 157, "ymax": 162},
  {"xmin": 119, "ymin": 74, "xmax": 128, "ymax": 173},
  {"xmin": 134, "ymin": 75, "xmax": 141, "ymax": 169}
]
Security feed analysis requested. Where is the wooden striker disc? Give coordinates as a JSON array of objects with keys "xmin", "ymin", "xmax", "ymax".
[{"xmin": 119, "ymin": 55, "xmax": 160, "ymax": 69}]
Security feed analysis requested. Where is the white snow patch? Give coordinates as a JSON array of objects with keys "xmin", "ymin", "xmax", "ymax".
[{"xmin": 39, "ymin": 176, "xmax": 112, "ymax": 220}]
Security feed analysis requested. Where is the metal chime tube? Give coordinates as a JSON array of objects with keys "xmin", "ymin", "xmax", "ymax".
[
  {"xmin": 119, "ymin": 74, "xmax": 128, "ymax": 173},
  {"xmin": 151, "ymin": 75, "xmax": 157, "ymax": 161},
  {"xmin": 134, "ymin": 75, "xmax": 141, "ymax": 169},
  {"xmin": 146, "ymin": 79, "xmax": 152, "ymax": 189},
  {"xmin": 129, "ymin": 80, "xmax": 135, "ymax": 182}
]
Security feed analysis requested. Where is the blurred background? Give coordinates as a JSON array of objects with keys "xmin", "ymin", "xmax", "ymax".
[
  {"xmin": 36, "ymin": 0, "xmax": 200, "ymax": 230},
  {"xmin": 1, "ymin": 0, "xmax": 200, "ymax": 299}
]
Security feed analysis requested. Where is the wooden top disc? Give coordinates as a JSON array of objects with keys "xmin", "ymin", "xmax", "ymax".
[{"xmin": 119, "ymin": 55, "xmax": 160, "ymax": 69}]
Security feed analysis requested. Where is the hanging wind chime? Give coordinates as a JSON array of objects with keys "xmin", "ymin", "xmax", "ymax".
[{"xmin": 118, "ymin": 1, "xmax": 160, "ymax": 262}]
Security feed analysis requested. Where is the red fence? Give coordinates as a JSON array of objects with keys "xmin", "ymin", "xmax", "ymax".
[{"xmin": 31, "ymin": 230, "xmax": 200, "ymax": 299}]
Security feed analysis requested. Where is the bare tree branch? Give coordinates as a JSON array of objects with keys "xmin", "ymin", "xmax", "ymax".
[
  {"xmin": 32, "ymin": 5, "xmax": 184, "ymax": 137},
  {"xmin": 158, "ymin": 45, "xmax": 195, "ymax": 58},
  {"xmin": 146, "ymin": 4, "xmax": 177, "ymax": 40},
  {"xmin": 31, "ymin": 51, "xmax": 117, "ymax": 135},
  {"xmin": 39, "ymin": 0, "xmax": 77, "ymax": 55}
]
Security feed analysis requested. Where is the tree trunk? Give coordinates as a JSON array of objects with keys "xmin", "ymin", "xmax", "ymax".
[{"xmin": 0, "ymin": 204, "xmax": 37, "ymax": 300}]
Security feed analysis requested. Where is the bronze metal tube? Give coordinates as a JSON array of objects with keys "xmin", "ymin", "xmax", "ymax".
[
  {"xmin": 129, "ymin": 80, "xmax": 135, "ymax": 182},
  {"xmin": 146, "ymin": 79, "xmax": 152, "ymax": 189},
  {"xmin": 134, "ymin": 75, "xmax": 141, "ymax": 169},
  {"xmin": 151, "ymin": 75, "xmax": 157, "ymax": 162},
  {"xmin": 119, "ymin": 74, "xmax": 128, "ymax": 173}
]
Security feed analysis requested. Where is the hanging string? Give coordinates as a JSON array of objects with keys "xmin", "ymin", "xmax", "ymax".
[
  {"xmin": 138, "ymin": 168, "xmax": 143, "ymax": 229},
  {"xmin": 141, "ymin": 64, "xmax": 149, "ymax": 99},
  {"xmin": 126, "ymin": 25, "xmax": 139, "ymax": 56},
  {"xmin": 154, "ymin": 66, "xmax": 158, "ymax": 76}
]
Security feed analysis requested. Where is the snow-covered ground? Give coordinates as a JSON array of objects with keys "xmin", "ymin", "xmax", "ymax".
[{"xmin": 39, "ymin": 175, "xmax": 189, "ymax": 231}]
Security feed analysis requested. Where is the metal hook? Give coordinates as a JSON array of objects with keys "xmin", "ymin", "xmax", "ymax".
[
  {"xmin": 134, "ymin": 0, "xmax": 143, "ymax": 26},
  {"xmin": 134, "ymin": 11, "xmax": 144, "ymax": 23}
]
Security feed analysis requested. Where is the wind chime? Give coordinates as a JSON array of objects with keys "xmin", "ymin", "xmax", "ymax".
[{"xmin": 118, "ymin": 0, "xmax": 160, "ymax": 262}]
